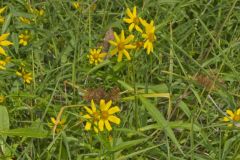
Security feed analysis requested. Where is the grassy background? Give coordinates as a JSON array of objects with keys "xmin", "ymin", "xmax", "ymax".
[{"xmin": 1, "ymin": 0, "xmax": 240, "ymax": 159}]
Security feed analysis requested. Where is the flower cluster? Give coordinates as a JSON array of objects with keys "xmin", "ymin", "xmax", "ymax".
[
  {"xmin": 223, "ymin": 108, "xmax": 240, "ymax": 127},
  {"xmin": 87, "ymin": 6, "xmax": 157, "ymax": 64},
  {"xmin": 83, "ymin": 99, "xmax": 121, "ymax": 133}
]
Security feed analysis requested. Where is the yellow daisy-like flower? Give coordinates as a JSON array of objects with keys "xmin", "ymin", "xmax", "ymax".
[
  {"xmin": 29, "ymin": 5, "xmax": 44, "ymax": 17},
  {"xmin": 0, "ymin": 95, "xmax": 5, "ymax": 103},
  {"xmin": 223, "ymin": 108, "xmax": 240, "ymax": 127},
  {"xmin": 123, "ymin": 6, "xmax": 142, "ymax": 33},
  {"xmin": 98, "ymin": 99, "xmax": 120, "ymax": 131},
  {"xmin": 83, "ymin": 100, "xmax": 100, "ymax": 133},
  {"xmin": 16, "ymin": 68, "xmax": 33, "ymax": 84},
  {"xmin": 0, "ymin": 6, "xmax": 6, "ymax": 24},
  {"xmin": 109, "ymin": 30, "xmax": 136, "ymax": 62},
  {"xmin": 0, "ymin": 33, "xmax": 13, "ymax": 56},
  {"xmin": 49, "ymin": 117, "xmax": 66, "ymax": 133},
  {"xmin": 72, "ymin": 2, "xmax": 80, "ymax": 9},
  {"xmin": 0, "ymin": 56, "xmax": 11, "ymax": 70},
  {"xmin": 19, "ymin": 30, "xmax": 31, "ymax": 46},
  {"xmin": 87, "ymin": 48, "xmax": 107, "ymax": 65},
  {"xmin": 19, "ymin": 17, "xmax": 31, "ymax": 24},
  {"xmin": 140, "ymin": 19, "xmax": 156, "ymax": 54}
]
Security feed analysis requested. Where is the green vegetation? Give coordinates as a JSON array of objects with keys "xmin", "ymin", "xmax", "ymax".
[{"xmin": 0, "ymin": 0, "xmax": 240, "ymax": 159}]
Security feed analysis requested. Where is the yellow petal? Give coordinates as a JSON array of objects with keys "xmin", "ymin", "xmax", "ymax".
[
  {"xmin": 85, "ymin": 122, "xmax": 91, "ymax": 130},
  {"xmin": 84, "ymin": 106, "xmax": 93, "ymax": 114},
  {"xmin": 123, "ymin": 18, "xmax": 133, "ymax": 24},
  {"xmin": 51, "ymin": 117, "xmax": 56, "ymax": 124},
  {"xmin": 237, "ymin": 108, "xmax": 240, "ymax": 115},
  {"xmin": 223, "ymin": 117, "xmax": 230, "ymax": 122},
  {"xmin": 0, "ymin": 40, "xmax": 13, "ymax": 46},
  {"xmin": 117, "ymin": 51, "xmax": 123, "ymax": 62},
  {"xmin": 140, "ymin": 18, "xmax": 147, "ymax": 27},
  {"xmin": 105, "ymin": 100, "xmax": 112, "ymax": 110},
  {"xmin": 98, "ymin": 119, "xmax": 104, "ymax": 131},
  {"xmin": 110, "ymin": 48, "xmax": 118, "ymax": 56},
  {"xmin": 123, "ymin": 49, "xmax": 131, "ymax": 60},
  {"xmin": 124, "ymin": 35, "xmax": 134, "ymax": 44},
  {"xmin": 126, "ymin": 8, "xmax": 133, "ymax": 18},
  {"xmin": 129, "ymin": 23, "xmax": 135, "ymax": 32},
  {"xmin": 120, "ymin": 30, "xmax": 125, "ymax": 41},
  {"xmin": 226, "ymin": 110, "xmax": 234, "ymax": 118},
  {"xmin": 94, "ymin": 126, "xmax": 99, "ymax": 133},
  {"xmin": 113, "ymin": 32, "xmax": 120, "ymax": 42},
  {"xmin": 108, "ymin": 106, "xmax": 120, "ymax": 114},
  {"xmin": 135, "ymin": 25, "xmax": 143, "ymax": 33},
  {"xmin": 0, "ymin": 33, "xmax": 9, "ymax": 41},
  {"xmin": 91, "ymin": 100, "xmax": 96, "ymax": 112},
  {"xmin": 83, "ymin": 114, "xmax": 91, "ymax": 119},
  {"xmin": 100, "ymin": 99, "xmax": 106, "ymax": 111},
  {"xmin": 125, "ymin": 44, "xmax": 136, "ymax": 49},
  {"xmin": 109, "ymin": 40, "xmax": 117, "ymax": 46},
  {"xmin": 0, "ymin": 46, "xmax": 6, "ymax": 56},
  {"xmin": 133, "ymin": 6, "xmax": 137, "ymax": 16},
  {"xmin": 0, "ymin": 6, "xmax": 6, "ymax": 14},
  {"xmin": 105, "ymin": 120, "xmax": 112, "ymax": 131},
  {"xmin": 108, "ymin": 115, "xmax": 120, "ymax": 125}
]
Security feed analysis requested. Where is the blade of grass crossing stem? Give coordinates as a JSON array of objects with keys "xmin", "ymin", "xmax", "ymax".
[{"xmin": 139, "ymin": 96, "xmax": 184, "ymax": 155}]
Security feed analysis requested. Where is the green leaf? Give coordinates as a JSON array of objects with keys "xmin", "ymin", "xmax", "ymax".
[
  {"xmin": 0, "ymin": 106, "xmax": 9, "ymax": 131},
  {"xmin": 110, "ymin": 138, "xmax": 148, "ymax": 152},
  {"xmin": 139, "ymin": 96, "xmax": 184, "ymax": 155},
  {"xmin": 0, "ymin": 127, "xmax": 48, "ymax": 138},
  {"xmin": 2, "ymin": 14, "xmax": 11, "ymax": 34}
]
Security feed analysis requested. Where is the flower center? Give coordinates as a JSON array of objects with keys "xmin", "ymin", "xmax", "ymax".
[
  {"xmin": 92, "ymin": 53, "xmax": 99, "ymax": 59},
  {"xmin": 148, "ymin": 33, "xmax": 155, "ymax": 42},
  {"xmin": 117, "ymin": 42, "xmax": 125, "ymax": 51},
  {"xmin": 101, "ymin": 111, "xmax": 109, "ymax": 120},
  {"xmin": 133, "ymin": 17, "xmax": 139, "ymax": 24},
  {"xmin": 93, "ymin": 112, "xmax": 99, "ymax": 121},
  {"xmin": 234, "ymin": 115, "xmax": 240, "ymax": 121}
]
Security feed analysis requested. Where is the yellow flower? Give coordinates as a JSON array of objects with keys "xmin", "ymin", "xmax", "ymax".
[
  {"xmin": 140, "ymin": 19, "xmax": 156, "ymax": 54},
  {"xmin": 87, "ymin": 48, "xmax": 107, "ymax": 65},
  {"xmin": 223, "ymin": 108, "xmax": 240, "ymax": 127},
  {"xmin": 98, "ymin": 99, "xmax": 120, "ymax": 131},
  {"xmin": 19, "ymin": 30, "xmax": 31, "ymax": 46},
  {"xmin": 49, "ymin": 117, "xmax": 66, "ymax": 133},
  {"xmin": 0, "ymin": 95, "xmax": 5, "ymax": 103},
  {"xmin": 109, "ymin": 30, "xmax": 136, "ymax": 62},
  {"xmin": 16, "ymin": 68, "xmax": 33, "ymax": 84},
  {"xmin": 0, "ymin": 33, "xmax": 13, "ymax": 56},
  {"xmin": 0, "ymin": 6, "xmax": 6, "ymax": 24},
  {"xmin": 19, "ymin": 17, "xmax": 31, "ymax": 24},
  {"xmin": 123, "ymin": 6, "xmax": 142, "ymax": 33},
  {"xmin": 72, "ymin": 2, "xmax": 80, "ymax": 9},
  {"xmin": 83, "ymin": 100, "xmax": 100, "ymax": 133},
  {"xmin": 28, "ymin": 5, "xmax": 44, "ymax": 17},
  {"xmin": 0, "ymin": 56, "xmax": 11, "ymax": 70}
]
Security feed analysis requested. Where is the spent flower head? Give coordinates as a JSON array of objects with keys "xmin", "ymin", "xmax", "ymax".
[
  {"xmin": 87, "ymin": 48, "xmax": 107, "ymax": 65},
  {"xmin": 140, "ymin": 19, "xmax": 156, "ymax": 54},
  {"xmin": 109, "ymin": 30, "xmax": 136, "ymax": 62}
]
